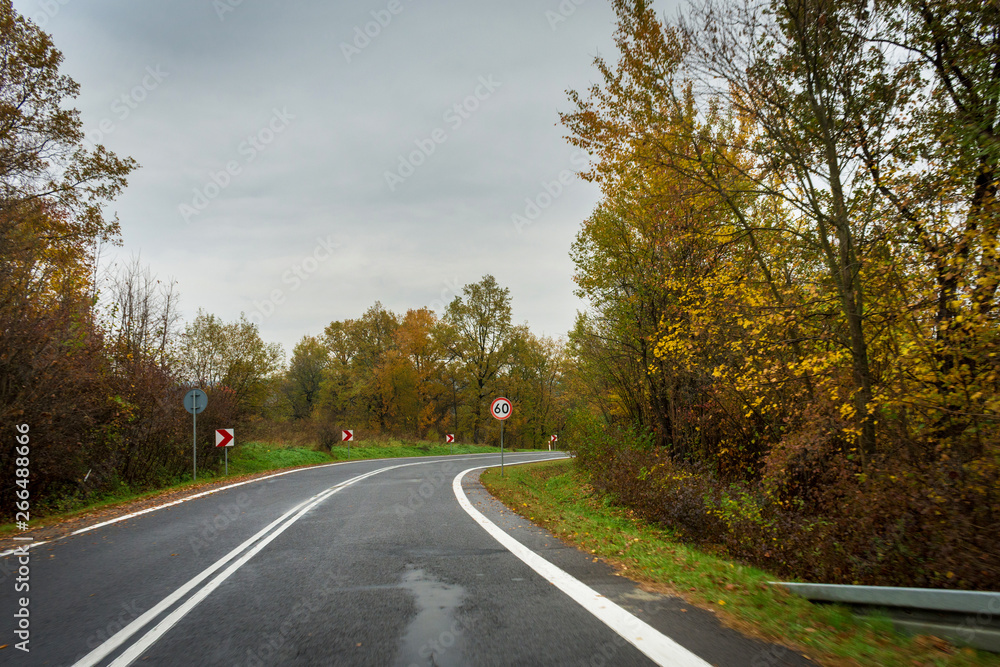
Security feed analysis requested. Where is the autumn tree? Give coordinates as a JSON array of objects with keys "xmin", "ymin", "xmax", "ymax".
[
  {"xmin": 563, "ymin": 0, "xmax": 908, "ymax": 464},
  {"xmin": 316, "ymin": 304, "xmax": 414, "ymax": 435},
  {"xmin": 498, "ymin": 330, "xmax": 567, "ymax": 448},
  {"xmin": 863, "ymin": 0, "xmax": 1000, "ymax": 452},
  {"xmin": 680, "ymin": 0, "xmax": 915, "ymax": 461},
  {"xmin": 396, "ymin": 308, "xmax": 450, "ymax": 437},
  {"xmin": 443, "ymin": 275, "xmax": 516, "ymax": 443},
  {"xmin": 284, "ymin": 335, "xmax": 329, "ymax": 420},
  {"xmin": 0, "ymin": 0, "xmax": 136, "ymax": 268},
  {"xmin": 0, "ymin": 3, "xmax": 137, "ymax": 511},
  {"xmin": 178, "ymin": 310, "xmax": 284, "ymax": 418},
  {"xmin": 562, "ymin": 1, "xmax": 763, "ymax": 457},
  {"xmin": 100, "ymin": 255, "xmax": 181, "ymax": 367},
  {"xmin": 347, "ymin": 302, "xmax": 406, "ymax": 432}
]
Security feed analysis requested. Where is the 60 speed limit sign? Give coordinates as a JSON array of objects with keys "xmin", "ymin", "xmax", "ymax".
[{"xmin": 491, "ymin": 397, "xmax": 512, "ymax": 420}]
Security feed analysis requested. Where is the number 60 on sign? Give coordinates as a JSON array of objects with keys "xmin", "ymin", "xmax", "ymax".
[{"xmin": 491, "ymin": 397, "xmax": 512, "ymax": 420}]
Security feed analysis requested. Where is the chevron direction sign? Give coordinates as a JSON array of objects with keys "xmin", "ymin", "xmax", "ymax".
[{"xmin": 215, "ymin": 428, "xmax": 234, "ymax": 448}]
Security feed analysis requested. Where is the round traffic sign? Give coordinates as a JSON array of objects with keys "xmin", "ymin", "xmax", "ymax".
[
  {"xmin": 490, "ymin": 397, "xmax": 512, "ymax": 420},
  {"xmin": 184, "ymin": 389, "xmax": 208, "ymax": 415}
]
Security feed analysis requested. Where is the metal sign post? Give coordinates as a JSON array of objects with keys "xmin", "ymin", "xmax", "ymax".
[
  {"xmin": 501, "ymin": 421, "xmax": 505, "ymax": 474},
  {"xmin": 184, "ymin": 389, "xmax": 208, "ymax": 482},
  {"xmin": 491, "ymin": 397, "xmax": 512, "ymax": 476}
]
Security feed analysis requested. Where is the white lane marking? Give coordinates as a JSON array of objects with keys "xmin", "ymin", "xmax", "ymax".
[
  {"xmin": 77, "ymin": 454, "xmax": 553, "ymax": 666},
  {"xmin": 0, "ymin": 452, "xmax": 537, "ymax": 558},
  {"xmin": 73, "ymin": 465, "xmax": 397, "ymax": 667},
  {"xmin": 453, "ymin": 465, "xmax": 711, "ymax": 667},
  {"xmin": 106, "ymin": 473, "xmax": 381, "ymax": 666}
]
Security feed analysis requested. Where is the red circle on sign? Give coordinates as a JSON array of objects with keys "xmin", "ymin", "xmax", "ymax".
[{"xmin": 490, "ymin": 397, "xmax": 512, "ymax": 420}]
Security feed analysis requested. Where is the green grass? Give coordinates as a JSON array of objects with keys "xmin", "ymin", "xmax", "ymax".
[
  {"xmin": 0, "ymin": 438, "xmax": 508, "ymax": 538},
  {"xmin": 481, "ymin": 460, "xmax": 1000, "ymax": 667},
  {"xmin": 327, "ymin": 438, "xmax": 502, "ymax": 461},
  {"xmin": 225, "ymin": 441, "xmax": 332, "ymax": 475}
]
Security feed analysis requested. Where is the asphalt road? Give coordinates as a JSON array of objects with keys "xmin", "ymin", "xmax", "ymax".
[{"xmin": 1, "ymin": 452, "xmax": 813, "ymax": 666}]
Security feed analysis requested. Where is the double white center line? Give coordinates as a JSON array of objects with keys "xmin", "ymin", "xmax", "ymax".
[{"xmin": 73, "ymin": 464, "xmax": 404, "ymax": 667}]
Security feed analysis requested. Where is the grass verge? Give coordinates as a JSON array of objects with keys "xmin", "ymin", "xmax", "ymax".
[
  {"xmin": 1, "ymin": 439, "xmax": 505, "ymax": 538},
  {"xmin": 327, "ymin": 439, "xmax": 502, "ymax": 461},
  {"xmin": 480, "ymin": 459, "xmax": 999, "ymax": 667}
]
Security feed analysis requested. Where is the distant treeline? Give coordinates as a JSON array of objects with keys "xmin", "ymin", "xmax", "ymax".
[{"xmin": 291, "ymin": 276, "xmax": 565, "ymax": 450}]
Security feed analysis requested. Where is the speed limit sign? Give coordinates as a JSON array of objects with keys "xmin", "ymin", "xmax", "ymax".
[{"xmin": 491, "ymin": 397, "xmax": 512, "ymax": 420}]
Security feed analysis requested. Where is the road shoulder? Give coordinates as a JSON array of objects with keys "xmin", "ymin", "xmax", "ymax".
[{"xmin": 459, "ymin": 465, "xmax": 815, "ymax": 667}]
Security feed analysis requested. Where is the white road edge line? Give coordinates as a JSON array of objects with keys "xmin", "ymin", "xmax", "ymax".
[
  {"xmin": 453, "ymin": 463, "xmax": 711, "ymax": 667},
  {"xmin": 0, "ymin": 452, "xmax": 527, "ymax": 558}
]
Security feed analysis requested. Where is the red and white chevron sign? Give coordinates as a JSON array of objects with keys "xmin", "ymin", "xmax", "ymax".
[
  {"xmin": 550, "ymin": 434, "xmax": 558, "ymax": 443},
  {"xmin": 215, "ymin": 428, "xmax": 234, "ymax": 448},
  {"xmin": 342, "ymin": 430, "xmax": 354, "ymax": 442},
  {"xmin": 445, "ymin": 434, "xmax": 455, "ymax": 443}
]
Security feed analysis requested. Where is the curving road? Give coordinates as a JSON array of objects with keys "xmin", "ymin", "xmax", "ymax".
[{"xmin": 1, "ymin": 453, "xmax": 812, "ymax": 665}]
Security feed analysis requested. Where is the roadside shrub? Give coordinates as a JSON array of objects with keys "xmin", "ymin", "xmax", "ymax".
[
  {"xmin": 317, "ymin": 420, "xmax": 342, "ymax": 452},
  {"xmin": 572, "ymin": 421, "xmax": 1000, "ymax": 590},
  {"xmin": 0, "ymin": 303, "xmax": 112, "ymax": 515}
]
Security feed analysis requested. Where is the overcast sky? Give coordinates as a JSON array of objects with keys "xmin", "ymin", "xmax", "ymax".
[{"xmin": 15, "ymin": 0, "xmax": 675, "ymax": 358}]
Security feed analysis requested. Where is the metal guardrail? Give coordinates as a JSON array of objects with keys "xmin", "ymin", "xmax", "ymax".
[{"xmin": 771, "ymin": 582, "xmax": 1000, "ymax": 654}]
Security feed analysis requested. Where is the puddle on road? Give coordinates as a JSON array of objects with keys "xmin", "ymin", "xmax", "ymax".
[{"xmin": 394, "ymin": 567, "xmax": 466, "ymax": 667}]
